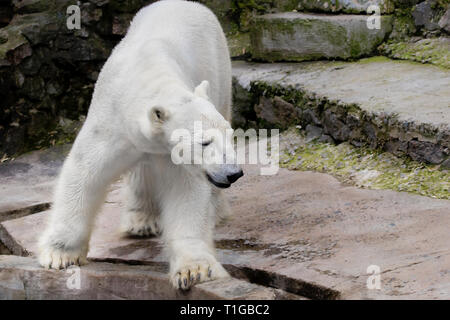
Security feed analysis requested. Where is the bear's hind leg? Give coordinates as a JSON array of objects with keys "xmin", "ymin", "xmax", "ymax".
[{"xmin": 121, "ymin": 162, "xmax": 161, "ymax": 237}]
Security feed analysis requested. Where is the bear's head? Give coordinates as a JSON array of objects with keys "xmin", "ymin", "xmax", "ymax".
[{"xmin": 141, "ymin": 80, "xmax": 243, "ymax": 188}]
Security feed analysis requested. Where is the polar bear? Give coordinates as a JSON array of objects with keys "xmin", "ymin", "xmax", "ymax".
[{"xmin": 38, "ymin": 0, "xmax": 243, "ymax": 290}]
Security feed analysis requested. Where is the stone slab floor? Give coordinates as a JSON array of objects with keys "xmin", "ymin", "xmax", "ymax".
[{"xmin": 0, "ymin": 144, "xmax": 449, "ymax": 299}]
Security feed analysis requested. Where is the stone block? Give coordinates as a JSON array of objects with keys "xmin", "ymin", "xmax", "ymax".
[{"xmin": 251, "ymin": 13, "xmax": 393, "ymax": 61}]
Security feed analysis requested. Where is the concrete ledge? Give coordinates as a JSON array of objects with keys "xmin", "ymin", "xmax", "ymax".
[{"xmin": 0, "ymin": 255, "xmax": 302, "ymax": 300}]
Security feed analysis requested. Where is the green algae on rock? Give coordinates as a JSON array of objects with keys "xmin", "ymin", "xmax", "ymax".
[
  {"xmin": 280, "ymin": 127, "xmax": 450, "ymax": 200},
  {"xmin": 379, "ymin": 37, "xmax": 450, "ymax": 69}
]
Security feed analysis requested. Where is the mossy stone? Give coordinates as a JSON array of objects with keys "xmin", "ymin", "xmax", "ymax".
[
  {"xmin": 251, "ymin": 13, "xmax": 393, "ymax": 61},
  {"xmin": 379, "ymin": 37, "xmax": 450, "ymax": 69}
]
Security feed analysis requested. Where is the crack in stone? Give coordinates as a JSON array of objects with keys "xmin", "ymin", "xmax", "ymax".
[
  {"xmin": 89, "ymin": 256, "xmax": 330, "ymax": 300},
  {"xmin": 379, "ymin": 250, "xmax": 450, "ymax": 275},
  {"xmin": 224, "ymin": 264, "xmax": 340, "ymax": 300},
  {"xmin": 0, "ymin": 224, "xmax": 30, "ymax": 256},
  {"xmin": 0, "ymin": 202, "xmax": 51, "ymax": 223}
]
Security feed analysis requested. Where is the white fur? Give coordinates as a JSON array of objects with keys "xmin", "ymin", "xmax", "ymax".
[{"xmin": 39, "ymin": 0, "xmax": 237, "ymax": 289}]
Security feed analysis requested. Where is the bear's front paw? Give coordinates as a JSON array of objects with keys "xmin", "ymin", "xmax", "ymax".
[
  {"xmin": 170, "ymin": 257, "xmax": 229, "ymax": 290},
  {"xmin": 39, "ymin": 246, "xmax": 88, "ymax": 270}
]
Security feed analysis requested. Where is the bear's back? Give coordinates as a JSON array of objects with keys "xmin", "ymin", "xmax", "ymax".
[
  {"xmin": 128, "ymin": 0, "xmax": 231, "ymax": 118},
  {"xmin": 93, "ymin": 0, "xmax": 231, "ymax": 121}
]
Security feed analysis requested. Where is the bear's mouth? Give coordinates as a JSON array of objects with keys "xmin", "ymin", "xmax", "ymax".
[{"xmin": 206, "ymin": 173, "xmax": 231, "ymax": 189}]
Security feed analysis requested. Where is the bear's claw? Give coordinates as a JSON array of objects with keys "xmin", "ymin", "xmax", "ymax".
[
  {"xmin": 39, "ymin": 246, "xmax": 87, "ymax": 270},
  {"xmin": 171, "ymin": 259, "xmax": 228, "ymax": 290}
]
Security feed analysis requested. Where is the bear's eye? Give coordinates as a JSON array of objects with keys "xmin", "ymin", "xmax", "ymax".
[{"xmin": 201, "ymin": 140, "xmax": 212, "ymax": 147}]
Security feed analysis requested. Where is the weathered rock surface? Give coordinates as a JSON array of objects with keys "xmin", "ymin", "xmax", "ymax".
[
  {"xmin": 411, "ymin": 0, "xmax": 441, "ymax": 31},
  {"xmin": 390, "ymin": 0, "xmax": 448, "ymax": 40},
  {"xmin": 297, "ymin": 0, "xmax": 394, "ymax": 14},
  {"xmin": 0, "ymin": 255, "xmax": 299, "ymax": 300},
  {"xmin": 254, "ymin": 96, "xmax": 302, "ymax": 128},
  {"xmin": 439, "ymin": 8, "xmax": 450, "ymax": 33},
  {"xmin": 0, "ymin": 146, "xmax": 449, "ymax": 299},
  {"xmin": 379, "ymin": 37, "xmax": 450, "ymax": 69},
  {"xmin": 0, "ymin": 145, "xmax": 69, "ymax": 220},
  {"xmin": 250, "ymin": 13, "xmax": 393, "ymax": 62},
  {"xmin": 305, "ymin": 124, "xmax": 325, "ymax": 142},
  {"xmin": 232, "ymin": 58, "xmax": 450, "ymax": 164}
]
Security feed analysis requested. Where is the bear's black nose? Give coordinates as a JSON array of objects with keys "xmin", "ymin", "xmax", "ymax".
[{"xmin": 227, "ymin": 170, "xmax": 244, "ymax": 184}]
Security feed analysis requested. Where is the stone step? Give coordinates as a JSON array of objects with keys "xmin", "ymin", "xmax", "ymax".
[
  {"xmin": 250, "ymin": 12, "xmax": 393, "ymax": 62},
  {"xmin": 232, "ymin": 58, "xmax": 450, "ymax": 166},
  {"xmin": 0, "ymin": 255, "xmax": 301, "ymax": 300}
]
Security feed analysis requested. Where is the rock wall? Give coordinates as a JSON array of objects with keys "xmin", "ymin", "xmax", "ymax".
[
  {"xmin": 233, "ymin": 78, "xmax": 450, "ymax": 166},
  {"xmin": 381, "ymin": 0, "xmax": 449, "ymax": 68},
  {"xmin": 0, "ymin": 0, "xmax": 161, "ymax": 156}
]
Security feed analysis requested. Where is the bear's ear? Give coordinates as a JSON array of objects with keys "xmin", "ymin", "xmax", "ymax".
[
  {"xmin": 194, "ymin": 80, "xmax": 210, "ymax": 100},
  {"xmin": 149, "ymin": 106, "xmax": 169, "ymax": 124}
]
